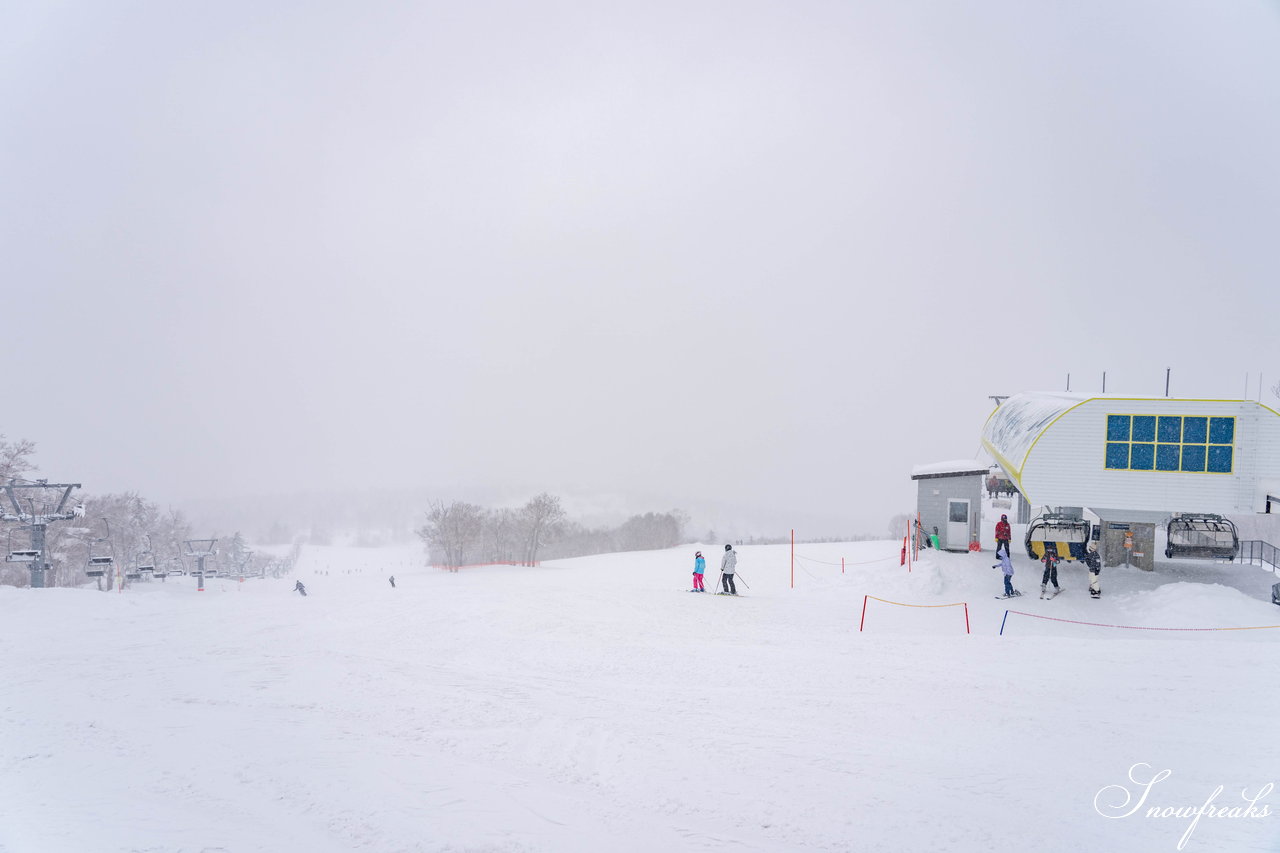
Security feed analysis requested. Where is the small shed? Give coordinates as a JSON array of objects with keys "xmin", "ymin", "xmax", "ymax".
[{"xmin": 911, "ymin": 460, "xmax": 987, "ymax": 551}]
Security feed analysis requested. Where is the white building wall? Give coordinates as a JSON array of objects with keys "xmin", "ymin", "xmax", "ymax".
[{"xmin": 1017, "ymin": 399, "xmax": 1280, "ymax": 514}]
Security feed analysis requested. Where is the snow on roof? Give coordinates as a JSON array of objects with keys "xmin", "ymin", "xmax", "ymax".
[
  {"xmin": 910, "ymin": 459, "xmax": 989, "ymax": 479},
  {"xmin": 981, "ymin": 392, "xmax": 1091, "ymax": 475}
]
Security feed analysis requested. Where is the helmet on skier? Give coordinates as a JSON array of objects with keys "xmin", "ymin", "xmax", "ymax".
[
  {"xmin": 1001, "ymin": 514, "xmax": 1008, "ymax": 521},
  {"xmin": 695, "ymin": 551, "xmax": 702, "ymax": 558},
  {"xmin": 725, "ymin": 544, "xmax": 732, "ymax": 551}
]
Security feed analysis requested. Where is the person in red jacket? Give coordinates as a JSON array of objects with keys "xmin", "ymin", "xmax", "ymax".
[{"xmin": 995, "ymin": 514, "xmax": 1011, "ymax": 556}]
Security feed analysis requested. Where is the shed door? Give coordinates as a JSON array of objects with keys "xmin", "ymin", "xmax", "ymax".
[{"xmin": 947, "ymin": 500, "xmax": 970, "ymax": 550}]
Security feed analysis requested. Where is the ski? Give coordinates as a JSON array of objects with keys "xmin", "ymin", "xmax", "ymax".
[
  {"xmin": 995, "ymin": 591, "xmax": 1022, "ymax": 600},
  {"xmin": 1046, "ymin": 587, "xmax": 1064, "ymax": 600}
]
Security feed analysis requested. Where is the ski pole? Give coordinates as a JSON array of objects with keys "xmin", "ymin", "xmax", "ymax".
[
  {"xmin": 734, "ymin": 572, "xmax": 749, "ymax": 590},
  {"xmin": 715, "ymin": 571, "xmax": 724, "ymax": 593}
]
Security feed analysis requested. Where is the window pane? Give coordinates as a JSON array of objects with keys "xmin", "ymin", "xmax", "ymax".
[
  {"xmin": 1156, "ymin": 444, "xmax": 1180, "ymax": 471},
  {"xmin": 1182, "ymin": 417, "xmax": 1207, "ymax": 443},
  {"xmin": 1158, "ymin": 416, "xmax": 1182, "ymax": 442},
  {"xmin": 1106, "ymin": 443, "xmax": 1130, "ymax": 469},
  {"xmin": 1132, "ymin": 416, "xmax": 1156, "ymax": 442},
  {"xmin": 1209, "ymin": 417, "xmax": 1234, "ymax": 444},
  {"xmin": 1130, "ymin": 443, "xmax": 1155, "ymax": 470},
  {"xmin": 1180, "ymin": 444, "xmax": 1206, "ymax": 472},
  {"xmin": 1107, "ymin": 415, "xmax": 1131, "ymax": 442},
  {"xmin": 1207, "ymin": 445, "xmax": 1233, "ymax": 473},
  {"xmin": 948, "ymin": 502, "xmax": 968, "ymax": 522}
]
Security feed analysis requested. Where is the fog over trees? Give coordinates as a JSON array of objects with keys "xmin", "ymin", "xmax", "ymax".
[
  {"xmin": 0, "ymin": 435, "xmax": 289, "ymax": 588},
  {"xmin": 417, "ymin": 493, "xmax": 689, "ymax": 568}
]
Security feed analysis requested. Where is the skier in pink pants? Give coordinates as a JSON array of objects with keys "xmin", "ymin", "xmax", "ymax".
[{"xmin": 692, "ymin": 551, "xmax": 706, "ymax": 592}]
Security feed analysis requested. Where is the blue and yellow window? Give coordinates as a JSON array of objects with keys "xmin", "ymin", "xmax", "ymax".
[{"xmin": 1105, "ymin": 414, "xmax": 1234, "ymax": 473}]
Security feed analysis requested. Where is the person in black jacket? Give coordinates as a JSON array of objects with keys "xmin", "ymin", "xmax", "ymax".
[
  {"xmin": 1085, "ymin": 550, "xmax": 1102, "ymax": 598},
  {"xmin": 294, "ymin": 580, "xmax": 307, "ymax": 596},
  {"xmin": 1040, "ymin": 550, "xmax": 1061, "ymax": 595}
]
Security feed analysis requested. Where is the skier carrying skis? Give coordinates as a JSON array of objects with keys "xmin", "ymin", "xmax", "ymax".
[
  {"xmin": 294, "ymin": 580, "xmax": 307, "ymax": 597},
  {"xmin": 1085, "ymin": 549, "xmax": 1101, "ymax": 599},
  {"xmin": 993, "ymin": 546, "xmax": 1017, "ymax": 597},
  {"xmin": 1040, "ymin": 549, "xmax": 1061, "ymax": 596},
  {"xmin": 692, "ymin": 551, "xmax": 706, "ymax": 592},
  {"xmin": 720, "ymin": 544, "xmax": 738, "ymax": 595},
  {"xmin": 994, "ymin": 514, "xmax": 1011, "ymax": 556}
]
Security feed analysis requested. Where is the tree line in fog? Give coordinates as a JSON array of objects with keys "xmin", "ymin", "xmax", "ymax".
[
  {"xmin": 0, "ymin": 434, "xmax": 290, "ymax": 589},
  {"xmin": 417, "ymin": 493, "xmax": 689, "ymax": 567}
]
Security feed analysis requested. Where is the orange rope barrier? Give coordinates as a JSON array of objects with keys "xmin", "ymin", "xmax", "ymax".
[
  {"xmin": 865, "ymin": 595, "xmax": 967, "ymax": 609},
  {"xmin": 1000, "ymin": 610, "xmax": 1280, "ymax": 633},
  {"xmin": 861, "ymin": 595, "xmax": 970, "ymax": 633}
]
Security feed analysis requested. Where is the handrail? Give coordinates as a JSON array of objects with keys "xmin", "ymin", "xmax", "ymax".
[{"xmin": 1236, "ymin": 540, "xmax": 1279, "ymax": 574}]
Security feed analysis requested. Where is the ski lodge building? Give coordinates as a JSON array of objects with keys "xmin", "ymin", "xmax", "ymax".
[{"xmin": 976, "ymin": 392, "xmax": 1280, "ymax": 568}]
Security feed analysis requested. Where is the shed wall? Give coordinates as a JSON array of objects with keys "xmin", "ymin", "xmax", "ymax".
[{"xmin": 916, "ymin": 474, "xmax": 982, "ymax": 550}]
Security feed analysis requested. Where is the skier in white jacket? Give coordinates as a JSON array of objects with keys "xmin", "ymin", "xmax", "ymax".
[{"xmin": 720, "ymin": 544, "xmax": 738, "ymax": 595}]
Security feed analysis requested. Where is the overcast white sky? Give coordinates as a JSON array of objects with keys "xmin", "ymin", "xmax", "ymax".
[{"xmin": 3, "ymin": 1, "xmax": 1279, "ymax": 535}]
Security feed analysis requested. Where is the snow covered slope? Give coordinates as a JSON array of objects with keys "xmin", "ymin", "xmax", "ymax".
[{"xmin": 2, "ymin": 542, "xmax": 1277, "ymax": 852}]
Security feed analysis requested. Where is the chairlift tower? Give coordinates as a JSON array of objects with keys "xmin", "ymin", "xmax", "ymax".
[
  {"xmin": 184, "ymin": 538, "xmax": 218, "ymax": 591},
  {"xmin": 1, "ymin": 480, "xmax": 83, "ymax": 588}
]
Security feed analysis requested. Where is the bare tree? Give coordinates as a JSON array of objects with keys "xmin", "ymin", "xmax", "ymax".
[
  {"xmin": 417, "ymin": 500, "xmax": 485, "ymax": 569},
  {"xmin": 519, "ymin": 493, "xmax": 565, "ymax": 566},
  {"xmin": 0, "ymin": 435, "xmax": 37, "ymax": 482},
  {"xmin": 482, "ymin": 507, "xmax": 521, "ymax": 564},
  {"xmin": 887, "ymin": 513, "xmax": 912, "ymax": 540}
]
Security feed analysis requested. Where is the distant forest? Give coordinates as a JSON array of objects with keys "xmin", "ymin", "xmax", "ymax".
[{"xmin": 417, "ymin": 494, "xmax": 689, "ymax": 567}]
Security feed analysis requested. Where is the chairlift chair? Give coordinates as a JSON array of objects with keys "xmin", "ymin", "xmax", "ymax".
[
  {"xmin": 85, "ymin": 555, "xmax": 113, "ymax": 577},
  {"xmin": 1025, "ymin": 513, "xmax": 1092, "ymax": 561},
  {"xmin": 5, "ymin": 530, "xmax": 40, "ymax": 563},
  {"xmin": 85, "ymin": 518, "xmax": 116, "ymax": 578},
  {"xmin": 134, "ymin": 535, "xmax": 155, "ymax": 573},
  {"xmin": 1165, "ymin": 514, "xmax": 1239, "ymax": 560}
]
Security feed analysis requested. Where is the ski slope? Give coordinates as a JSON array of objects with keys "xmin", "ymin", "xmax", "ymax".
[{"xmin": 2, "ymin": 540, "xmax": 1277, "ymax": 852}]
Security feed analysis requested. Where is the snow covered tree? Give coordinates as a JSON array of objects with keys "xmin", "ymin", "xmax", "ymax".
[
  {"xmin": 519, "ymin": 493, "xmax": 565, "ymax": 566},
  {"xmin": 887, "ymin": 513, "xmax": 912, "ymax": 540},
  {"xmin": 418, "ymin": 500, "xmax": 485, "ymax": 568},
  {"xmin": 0, "ymin": 434, "xmax": 37, "ymax": 482},
  {"xmin": 482, "ymin": 507, "xmax": 521, "ymax": 564}
]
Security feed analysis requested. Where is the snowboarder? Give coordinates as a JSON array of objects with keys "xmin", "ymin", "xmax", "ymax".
[
  {"xmin": 1085, "ymin": 550, "xmax": 1101, "ymax": 598},
  {"xmin": 993, "ymin": 546, "xmax": 1018, "ymax": 597},
  {"xmin": 389, "ymin": 575, "xmax": 396, "ymax": 588},
  {"xmin": 692, "ymin": 551, "xmax": 706, "ymax": 592},
  {"xmin": 1040, "ymin": 549, "xmax": 1061, "ymax": 596},
  {"xmin": 994, "ymin": 514, "xmax": 1011, "ymax": 556},
  {"xmin": 720, "ymin": 544, "xmax": 738, "ymax": 595},
  {"xmin": 294, "ymin": 580, "xmax": 307, "ymax": 597}
]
